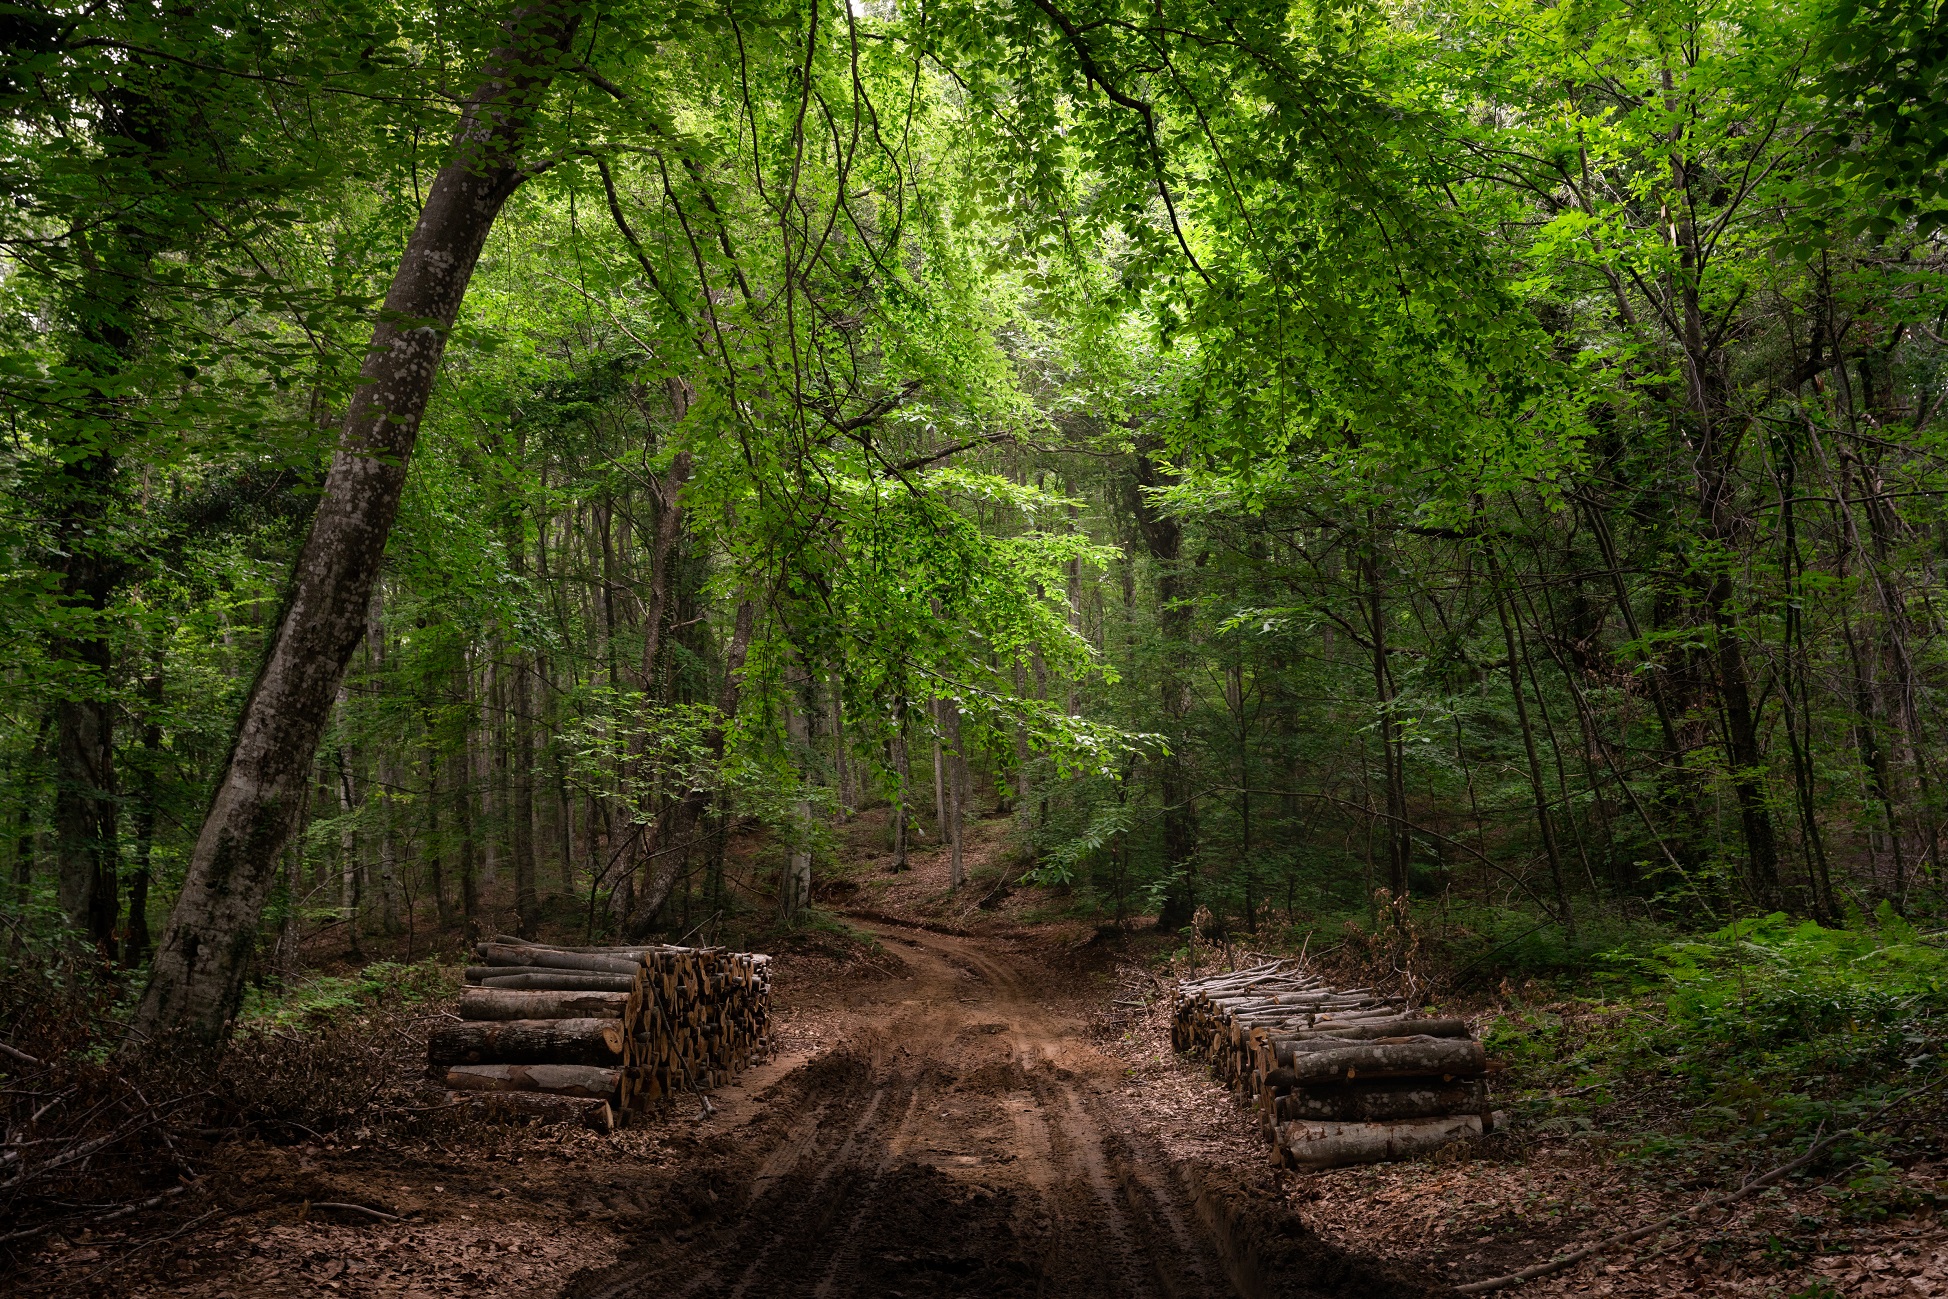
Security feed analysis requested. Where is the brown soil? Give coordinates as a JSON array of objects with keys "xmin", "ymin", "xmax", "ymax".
[
  {"xmin": 12, "ymin": 914, "xmax": 1435, "ymax": 1299},
  {"xmin": 26, "ymin": 808, "xmax": 1939, "ymax": 1298},
  {"xmin": 563, "ymin": 919, "xmax": 1434, "ymax": 1299}
]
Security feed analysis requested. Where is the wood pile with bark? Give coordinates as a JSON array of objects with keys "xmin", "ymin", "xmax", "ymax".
[
  {"xmin": 430, "ymin": 936, "xmax": 772, "ymax": 1125},
  {"xmin": 1173, "ymin": 960, "xmax": 1504, "ymax": 1168}
]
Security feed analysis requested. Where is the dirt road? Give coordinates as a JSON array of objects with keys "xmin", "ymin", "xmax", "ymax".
[{"xmin": 569, "ymin": 920, "xmax": 1431, "ymax": 1299}]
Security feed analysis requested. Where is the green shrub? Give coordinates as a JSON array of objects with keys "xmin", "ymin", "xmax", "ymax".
[{"xmin": 237, "ymin": 959, "xmax": 453, "ymax": 1030}]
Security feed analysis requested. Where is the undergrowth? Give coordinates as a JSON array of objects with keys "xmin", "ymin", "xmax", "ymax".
[
  {"xmin": 1486, "ymin": 905, "xmax": 1948, "ymax": 1217},
  {"xmin": 1, "ymin": 939, "xmax": 467, "ymax": 1264}
]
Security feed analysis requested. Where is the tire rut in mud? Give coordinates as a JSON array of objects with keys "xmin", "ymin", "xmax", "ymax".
[{"xmin": 565, "ymin": 1048, "xmax": 1444, "ymax": 1299}]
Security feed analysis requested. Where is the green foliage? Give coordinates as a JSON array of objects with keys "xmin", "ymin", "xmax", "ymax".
[
  {"xmin": 1488, "ymin": 912, "xmax": 1948, "ymax": 1200},
  {"xmin": 237, "ymin": 960, "xmax": 454, "ymax": 1031},
  {"xmin": 1639, "ymin": 908, "xmax": 1948, "ymax": 1056}
]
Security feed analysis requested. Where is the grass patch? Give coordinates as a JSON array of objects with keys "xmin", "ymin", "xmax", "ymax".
[{"xmin": 237, "ymin": 959, "xmax": 454, "ymax": 1030}]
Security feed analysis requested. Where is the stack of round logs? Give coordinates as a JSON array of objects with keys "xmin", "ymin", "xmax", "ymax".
[
  {"xmin": 429, "ymin": 936, "xmax": 771, "ymax": 1130},
  {"xmin": 1173, "ymin": 960, "xmax": 1503, "ymax": 1169}
]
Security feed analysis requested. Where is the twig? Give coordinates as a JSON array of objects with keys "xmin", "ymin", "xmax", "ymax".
[
  {"xmin": 0, "ymin": 1040, "xmax": 45, "ymax": 1069},
  {"xmin": 0, "ymin": 1184, "xmax": 191, "ymax": 1246},
  {"xmin": 1457, "ymin": 1076, "xmax": 1945, "ymax": 1293},
  {"xmin": 307, "ymin": 1201, "xmax": 407, "ymax": 1222},
  {"xmin": 80, "ymin": 1208, "xmax": 222, "ymax": 1282},
  {"xmin": 1455, "ymin": 1139, "xmax": 1839, "ymax": 1292}
]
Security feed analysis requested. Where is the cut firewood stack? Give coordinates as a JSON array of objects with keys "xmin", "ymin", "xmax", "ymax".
[
  {"xmin": 1173, "ymin": 960, "xmax": 1503, "ymax": 1169},
  {"xmin": 430, "ymin": 936, "xmax": 771, "ymax": 1129}
]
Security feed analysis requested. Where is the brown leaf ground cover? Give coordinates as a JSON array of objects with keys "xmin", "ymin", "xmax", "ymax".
[{"xmin": 8, "ymin": 812, "xmax": 1944, "ymax": 1297}]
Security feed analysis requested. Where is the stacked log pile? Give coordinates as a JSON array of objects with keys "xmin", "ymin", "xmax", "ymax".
[
  {"xmin": 1173, "ymin": 961, "xmax": 1502, "ymax": 1169},
  {"xmin": 430, "ymin": 937, "xmax": 771, "ymax": 1127}
]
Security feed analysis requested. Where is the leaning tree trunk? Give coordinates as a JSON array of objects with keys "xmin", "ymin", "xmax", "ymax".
[{"xmin": 123, "ymin": 5, "xmax": 581, "ymax": 1056}]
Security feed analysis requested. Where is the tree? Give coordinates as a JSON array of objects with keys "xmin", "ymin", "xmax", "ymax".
[{"xmin": 127, "ymin": 3, "xmax": 583, "ymax": 1052}]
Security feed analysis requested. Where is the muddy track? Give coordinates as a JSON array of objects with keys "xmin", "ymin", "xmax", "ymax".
[{"xmin": 568, "ymin": 923, "xmax": 1441, "ymax": 1299}]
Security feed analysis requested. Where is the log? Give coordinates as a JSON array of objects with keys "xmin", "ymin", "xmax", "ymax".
[
  {"xmin": 428, "ymin": 1018, "xmax": 625, "ymax": 1068},
  {"xmin": 463, "ymin": 964, "xmax": 605, "ymax": 982},
  {"xmin": 1269, "ymin": 1037, "xmax": 1485, "ymax": 1086},
  {"xmin": 444, "ymin": 1063, "xmax": 621, "ymax": 1098},
  {"xmin": 457, "ymin": 988, "xmax": 629, "ymax": 1020},
  {"xmin": 1273, "ymin": 1077, "xmax": 1488, "ymax": 1123},
  {"xmin": 1279, "ymin": 1017, "xmax": 1472, "ymax": 1043},
  {"xmin": 464, "ymin": 964, "xmax": 646, "ymax": 984},
  {"xmin": 448, "ymin": 941, "xmax": 773, "ymax": 1115},
  {"xmin": 444, "ymin": 1089, "xmax": 615, "ymax": 1133},
  {"xmin": 477, "ymin": 944, "xmax": 641, "ymax": 975},
  {"xmin": 474, "ymin": 972, "xmax": 638, "ymax": 992},
  {"xmin": 1277, "ymin": 1113, "xmax": 1496, "ymax": 1169}
]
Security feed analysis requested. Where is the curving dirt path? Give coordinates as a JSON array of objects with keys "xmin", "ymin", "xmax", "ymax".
[{"xmin": 570, "ymin": 920, "xmax": 1437, "ymax": 1299}]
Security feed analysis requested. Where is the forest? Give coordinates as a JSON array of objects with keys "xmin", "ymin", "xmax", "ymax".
[{"xmin": 3, "ymin": 0, "xmax": 1947, "ymax": 1292}]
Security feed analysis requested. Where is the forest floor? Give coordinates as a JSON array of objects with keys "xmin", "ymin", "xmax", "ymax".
[{"xmin": 11, "ymin": 814, "xmax": 1947, "ymax": 1297}]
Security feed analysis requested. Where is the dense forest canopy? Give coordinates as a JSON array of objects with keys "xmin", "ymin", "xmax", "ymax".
[{"xmin": 2, "ymin": 0, "xmax": 1946, "ymax": 1042}]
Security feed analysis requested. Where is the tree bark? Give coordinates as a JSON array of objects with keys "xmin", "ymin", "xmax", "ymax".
[
  {"xmin": 943, "ymin": 697, "xmax": 966, "ymax": 888},
  {"xmin": 1359, "ymin": 528, "xmax": 1412, "ymax": 901},
  {"xmin": 510, "ymin": 645, "xmax": 539, "ymax": 937},
  {"xmin": 458, "ymin": 987, "xmax": 629, "ymax": 1020},
  {"xmin": 1277, "ymin": 1113, "xmax": 1490, "ymax": 1169},
  {"xmin": 10, "ymin": 711, "xmax": 50, "ymax": 906},
  {"xmin": 55, "ymin": 635, "xmax": 118, "ymax": 954},
  {"xmin": 125, "ymin": 670, "xmax": 164, "ymax": 966},
  {"xmin": 1128, "ymin": 453, "xmax": 1197, "ymax": 928},
  {"xmin": 638, "ymin": 447, "xmax": 693, "ymax": 691},
  {"xmin": 444, "ymin": 1089, "xmax": 614, "ymax": 1132},
  {"xmin": 444, "ymin": 1063, "xmax": 620, "ymax": 1098},
  {"xmin": 625, "ymin": 600, "xmax": 754, "ymax": 935},
  {"xmin": 1272, "ymin": 1078, "xmax": 1488, "ymax": 1124},
  {"xmin": 455, "ymin": 654, "xmax": 480, "ymax": 933},
  {"xmin": 477, "ymin": 943, "xmax": 640, "ymax": 973},
  {"xmin": 1491, "ymin": 556, "xmax": 1574, "ymax": 936},
  {"xmin": 472, "ymin": 971, "xmax": 636, "ymax": 991},
  {"xmin": 427, "ymin": 1017, "xmax": 624, "ymax": 1067},
  {"xmin": 1266, "ymin": 1037, "xmax": 1486, "ymax": 1087},
  {"xmin": 124, "ymin": 4, "xmax": 581, "ymax": 1055},
  {"xmin": 779, "ymin": 668, "xmax": 813, "ymax": 922}
]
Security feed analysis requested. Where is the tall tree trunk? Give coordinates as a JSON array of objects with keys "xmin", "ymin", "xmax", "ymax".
[
  {"xmin": 485, "ymin": 652, "xmax": 505, "ymax": 885},
  {"xmin": 1128, "ymin": 453, "xmax": 1197, "ymax": 928},
  {"xmin": 943, "ymin": 697, "xmax": 966, "ymax": 889},
  {"xmin": 832, "ymin": 674, "xmax": 855, "ymax": 818},
  {"xmin": 1492, "ymin": 556, "xmax": 1574, "ymax": 935},
  {"xmin": 1359, "ymin": 528, "xmax": 1412, "ymax": 900},
  {"xmin": 625, "ymin": 600, "xmax": 755, "ymax": 936},
  {"xmin": 638, "ymin": 448, "xmax": 693, "ymax": 692},
  {"xmin": 456, "ymin": 655, "xmax": 481, "ymax": 937},
  {"xmin": 534, "ymin": 518, "xmax": 577, "ymax": 894},
  {"xmin": 336, "ymin": 739, "xmax": 363, "ymax": 959},
  {"xmin": 125, "ymin": 5, "xmax": 581, "ymax": 1054},
  {"xmin": 125, "ymin": 670, "xmax": 164, "ymax": 966},
  {"xmin": 889, "ymin": 694, "xmax": 911, "ymax": 872},
  {"xmin": 12, "ymin": 711, "xmax": 51, "ymax": 907},
  {"xmin": 932, "ymin": 712, "xmax": 948, "ymax": 831},
  {"xmin": 371, "ymin": 608, "xmax": 402, "ymax": 936},
  {"xmin": 1780, "ymin": 449, "xmax": 1840, "ymax": 920},
  {"xmin": 509, "ymin": 647, "xmax": 538, "ymax": 937},
  {"xmin": 505, "ymin": 498, "xmax": 540, "ymax": 937},
  {"xmin": 425, "ymin": 748, "xmax": 447, "ymax": 926},
  {"xmin": 1010, "ymin": 657, "xmax": 1032, "ymax": 825},
  {"xmin": 779, "ymin": 670, "xmax": 813, "ymax": 922},
  {"xmin": 1661, "ymin": 74, "xmax": 1780, "ymax": 908},
  {"xmin": 54, "ymin": 612, "xmax": 120, "ymax": 955}
]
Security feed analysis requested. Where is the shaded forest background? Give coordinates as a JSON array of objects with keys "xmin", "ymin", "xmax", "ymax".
[{"xmin": 4, "ymin": 0, "xmax": 1948, "ymax": 990}]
